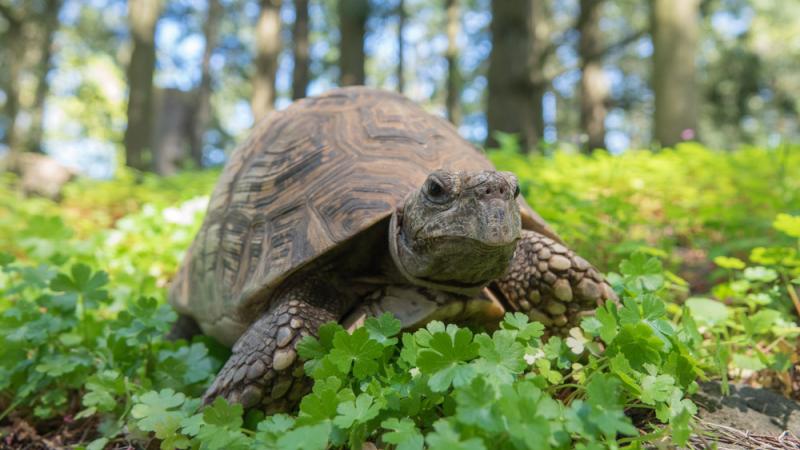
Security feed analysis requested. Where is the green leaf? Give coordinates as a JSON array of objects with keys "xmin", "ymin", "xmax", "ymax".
[
  {"xmin": 416, "ymin": 328, "xmax": 479, "ymax": 392},
  {"xmin": 333, "ymin": 393, "xmax": 382, "ymax": 429},
  {"xmin": 473, "ymin": 331, "xmax": 526, "ymax": 386},
  {"xmin": 328, "ymin": 327, "xmax": 383, "ymax": 379},
  {"xmin": 203, "ymin": 397, "xmax": 243, "ymax": 430},
  {"xmin": 773, "ymin": 213, "xmax": 800, "ymax": 238},
  {"xmin": 381, "ymin": 418, "xmax": 424, "ymax": 450},
  {"xmin": 298, "ymin": 377, "xmax": 342, "ymax": 424},
  {"xmin": 425, "ymin": 420, "xmax": 486, "ymax": 450},
  {"xmin": 130, "ymin": 389, "xmax": 188, "ymax": 444},
  {"xmin": 640, "ymin": 372, "xmax": 675, "ymax": 405},
  {"xmin": 500, "ymin": 312, "xmax": 545, "ymax": 341},
  {"xmin": 365, "ymin": 312, "xmax": 402, "ymax": 346},
  {"xmin": 685, "ymin": 297, "xmax": 729, "ymax": 327},
  {"xmin": 619, "ymin": 253, "xmax": 664, "ymax": 292},
  {"xmin": 276, "ymin": 422, "xmax": 331, "ymax": 450},
  {"xmin": 713, "ymin": 256, "xmax": 746, "ymax": 270},
  {"xmin": 743, "ymin": 266, "xmax": 778, "ymax": 282},
  {"xmin": 607, "ymin": 323, "xmax": 664, "ymax": 370},
  {"xmin": 453, "ymin": 377, "xmax": 500, "ymax": 431}
]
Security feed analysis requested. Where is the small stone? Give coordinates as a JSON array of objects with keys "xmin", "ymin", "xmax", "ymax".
[
  {"xmin": 538, "ymin": 262, "xmax": 548, "ymax": 272},
  {"xmin": 543, "ymin": 272, "xmax": 557, "ymax": 284},
  {"xmin": 549, "ymin": 255, "xmax": 572, "ymax": 271},
  {"xmin": 288, "ymin": 300, "xmax": 300, "ymax": 307},
  {"xmin": 533, "ymin": 243, "xmax": 543, "ymax": 251},
  {"xmin": 538, "ymin": 248, "xmax": 551, "ymax": 259},
  {"xmin": 273, "ymin": 349, "xmax": 297, "ymax": 371},
  {"xmin": 527, "ymin": 308, "xmax": 552, "ymax": 325},
  {"xmin": 573, "ymin": 256, "xmax": 590, "ymax": 271},
  {"xmin": 288, "ymin": 307, "xmax": 298, "ymax": 315},
  {"xmin": 553, "ymin": 315, "xmax": 568, "ymax": 326},
  {"xmin": 519, "ymin": 299, "xmax": 531, "ymax": 311},
  {"xmin": 276, "ymin": 326, "xmax": 294, "ymax": 347},
  {"xmin": 553, "ymin": 278, "xmax": 573, "ymax": 302},
  {"xmin": 551, "ymin": 243, "xmax": 568, "ymax": 254},
  {"xmin": 240, "ymin": 385, "xmax": 263, "ymax": 408},
  {"xmin": 527, "ymin": 290, "xmax": 541, "ymax": 304},
  {"xmin": 247, "ymin": 360, "xmax": 266, "ymax": 380},
  {"xmin": 545, "ymin": 301, "xmax": 566, "ymax": 315},
  {"xmin": 576, "ymin": 279, "xmax": 600, "ymax": 300},
  {"xmin": 290, "ymin": 318, "xmax": 304, "ymax": 329}
]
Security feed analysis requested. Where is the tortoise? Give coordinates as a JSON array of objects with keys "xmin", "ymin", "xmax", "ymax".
[{"xmin": 168, "ymin": 86, "xmax": 615, "ymax": 411}]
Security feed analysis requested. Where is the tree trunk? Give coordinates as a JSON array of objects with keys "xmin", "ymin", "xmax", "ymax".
[
  {"xmin": 292, "ymin": 0, "xmax": 310, "ymax": 100},
  {"xmin": 445, "ymin": 0, "xmax": 461, "ymax": 125},
  {"xmin": 25, "ymin": 0, "xmax": 61, "ymax": 154},
  {"xmin": 124, "ymin": 0, "xmax": 161, "ymax": 171},
  {"xmin": 252, "ymin": 0, "xmax": 282, "ymax": 122},
  {"xmin": 339, "ymin": 0, "xmax": 368, "ymax": 86},
  {"xmin": 191, "ymin": 0, "xmax": 222, "ymax": 167},
  {"xmin": 578, "ymin": 0, "xmax": 607, "ymax": 152},
  {"xmin": 486, "ymin": 0, "xmax": 543, "ymax": 152},
  {"xmin": 2, "ymin": 10, "xmax": 23, "ymax": 155},
  {"xmin": 651, "ymin": 0, "xmax": 699, "ymax": 147},
  {"xmin": 397, "ymin": 0, "xmax": 405, "ymax": 93}
]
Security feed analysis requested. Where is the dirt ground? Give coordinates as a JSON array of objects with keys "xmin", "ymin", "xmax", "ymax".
[{"xmin": 693, "ymin": 381, "xmax": 800, "ymax": 449}]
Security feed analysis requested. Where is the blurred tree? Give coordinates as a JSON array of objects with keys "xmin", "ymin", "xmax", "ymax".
[
  {"xmin": 190, "ymin": 0, "xmax": 223, "ymax": 167},
  {"xmin": 124, "ymin": 0, "xmax": 161, "ymax": 171},
  {"xmin": 396, "ymin": 0, "xmax": 405, "ymax": 93},
  {"xmin": 252, "ymin": 0, "xmax": 282, "ymax": 121},
  {"xmin": 577, "ymin": 0, "xmax": 607, "ymax": 152},
  {"xmin": 292, "ymin": 0, "xmax": 310, "ymax": 99},
  {"xmin": 445, "ymin": 0, "xmax": 461, "ymax": 125},
  {"xmin": 652, "ymin": 0, "xmax": 699, "ymax": 147},
  {"xmin": 339, "ymin": 0, "xmax": 369, "ymax": 85},
  {"xmin": 486, "ymin": 0, "xmax": 548, "ymax": 152},
  {"xmin": 0, "ymin": 0, "xmax": 63, "ymax": 155}
]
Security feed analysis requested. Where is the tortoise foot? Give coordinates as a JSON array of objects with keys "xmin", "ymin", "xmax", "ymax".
[
  {"xmin": 203, "ymin": 280, "xmax": 349, "ymax": 411},
  {"xmin": 494, "ymin": 230, "xmax": 617, "ymax": 334}
]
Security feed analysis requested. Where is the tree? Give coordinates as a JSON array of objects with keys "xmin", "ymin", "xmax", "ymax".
[
  {"xmin": 577, "ymin": 0, "xmax": 608, "ymax": 152},
  {"xmin": 397, "ymin": 0, "xmax": 405, "ymax": 93},
  {"xmin": 252, "ymin": 0, "xmax": 282, "ymax": 122},
  {"xmin": 444, "ymin": 0, "xmax": 460, "ymax": 125},
  {"xmin": 651, "ymin": 0, "xmax": 699, "ymax": 147},
  {"xmin": 191, "ymin": 0, "xmax": 223, "ymax": 167},
  {"xmin": 292, "ymin": 0, "xmax": 310, "ymax": 99},
  {"xmin": 0, "ymin": 0, "xmax": 62, "ymax": 155},
  {"xmin": 339, "ymin": 0, "xmax": 369, "ymax": 86},
  {"xmin": 486, "ymin": 0, "xmax": 546, "ymax": 152},
  {"xmin": 124, "ymin": 0, "xmax": 161, "ymax": 171}
]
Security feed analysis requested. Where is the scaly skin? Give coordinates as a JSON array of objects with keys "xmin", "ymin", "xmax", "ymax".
[
  {"xmin": 202, "ymin": 276, "xmax": 354, "ymax": 412},
  {"xmin": 493, "ymin": 230, "xmax": 617, "ymax": 335}
]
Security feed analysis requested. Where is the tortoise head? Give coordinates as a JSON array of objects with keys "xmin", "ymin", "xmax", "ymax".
[{"xmin": 389, "ymin": 170, "xmax": 522, "ymax": 294}]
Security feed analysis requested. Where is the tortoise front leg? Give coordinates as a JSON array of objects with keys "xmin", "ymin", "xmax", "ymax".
[
  {"xmin": 203, "ymin": 277, "xmax": 354, "ymax": 412},
  {"xmin": 493, "ymin": 230, "xmax": 616, "ymax": 334}
]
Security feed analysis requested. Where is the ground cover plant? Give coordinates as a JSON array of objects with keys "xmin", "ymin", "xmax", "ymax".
[{"xmin": 1, "ymin": 144, "xmax": 798, "ymax": 449}]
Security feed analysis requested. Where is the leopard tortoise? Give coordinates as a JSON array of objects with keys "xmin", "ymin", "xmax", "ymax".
[{"xmin": 168, "ymin": 86, "xmax": 615, "ymax": 412}]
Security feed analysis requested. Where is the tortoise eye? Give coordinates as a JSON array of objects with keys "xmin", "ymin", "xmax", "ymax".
[{"xmin": 424, "ymin": 178, "xmax": 448, "ymax": 202}]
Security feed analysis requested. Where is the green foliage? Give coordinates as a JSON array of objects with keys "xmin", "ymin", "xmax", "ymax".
[{"xmin": 1, "ymin": 148, "xmax": 799, "ymax": 448}]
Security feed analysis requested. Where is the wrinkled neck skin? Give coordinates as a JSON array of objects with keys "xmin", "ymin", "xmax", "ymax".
[{"xmin": 389, "ymin": 171, "xmax": 522, "ymax": 296}]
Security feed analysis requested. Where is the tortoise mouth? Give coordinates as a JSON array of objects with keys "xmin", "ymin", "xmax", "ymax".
[{"xmin": 389, "ymin": 210, "xmax": 518, "ymax": 295}]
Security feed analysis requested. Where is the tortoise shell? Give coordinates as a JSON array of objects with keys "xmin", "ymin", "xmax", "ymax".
[{"xmin": 169, "ymin": 87, "xmax": 560, "ymax": 345}]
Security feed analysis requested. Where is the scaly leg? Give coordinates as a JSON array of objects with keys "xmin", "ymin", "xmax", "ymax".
[
  {"xmin": 493, "ymin": 230, "xmax": 616, "ymax": 334},
  {"xmin": 203, "ymin": 276, "xmax": 354, "ymax": 412}
]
